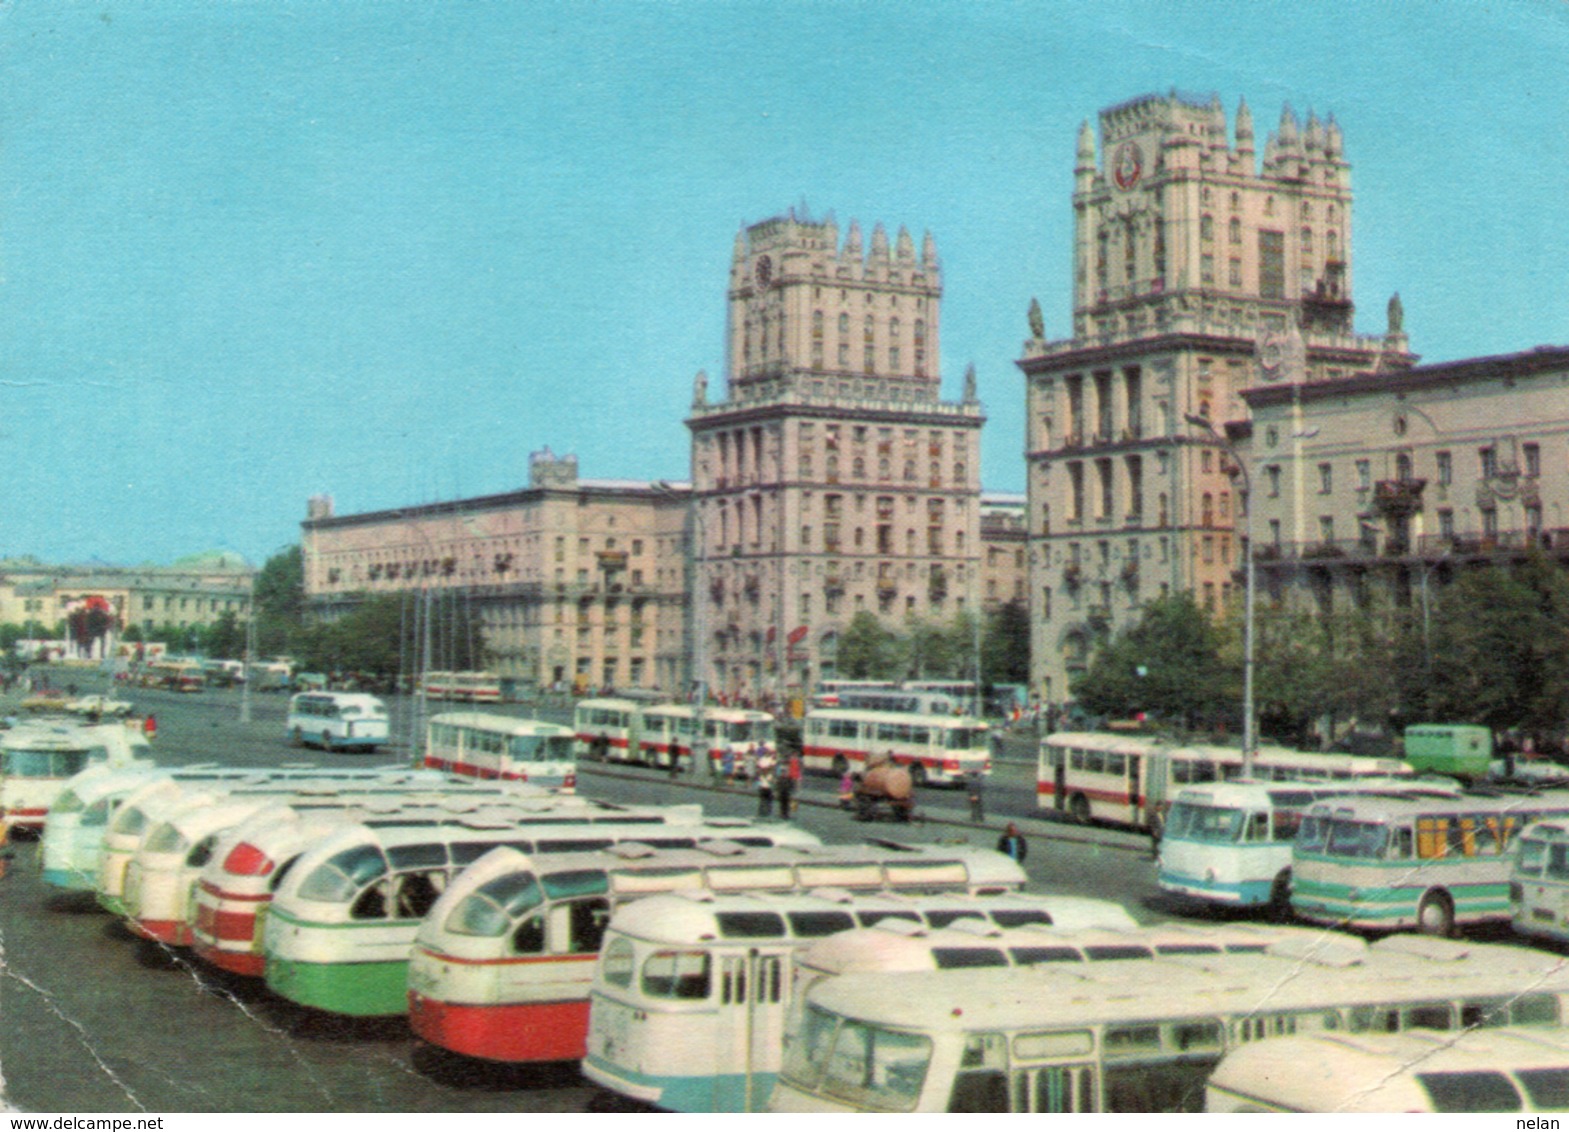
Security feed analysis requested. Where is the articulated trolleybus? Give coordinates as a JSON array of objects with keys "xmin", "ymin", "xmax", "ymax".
[
  {"xmin": 769, "ymin": 933, "xmax": 1569, "ymax": 1113},
  {"xmin": 1292, "ymin": 790, "xmax": 1569, "ymax": 934},
  {"xmin": 1157, "ymin": 778, "xmax": 1458, "ymax": 910},
  {"xmin": 424, "ymin": 712, "xmax": 577, "ymax": 792},
  {"xmin": 802, "ymin": 708, "xmax": 990, "ymax": 787},
  {"xmin": 573, "ymin": 699, "xmax": 775, "ymax": 771},
  {"xmin": 1038, "ymin": 732, "xmax": 1412, "ymax": 829}
]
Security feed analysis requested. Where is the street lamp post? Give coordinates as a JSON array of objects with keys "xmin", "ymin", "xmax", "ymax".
[{"xmin": 1186, "ymin": 414, "xmax": 1256, "ymax": 774}]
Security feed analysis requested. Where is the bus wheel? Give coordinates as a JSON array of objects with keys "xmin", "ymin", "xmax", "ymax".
[
  {"xmin": 909, "ymin": 763, "xmax": 928, "ymax": 788},
  {"xmin": 832, "ymin": 755, "xmax": 848, "ymax": 777},
  {"xmin": 1268, "ymin": 870, "xmax": 1293, "ymax": 921},
  {"xmin": 1417, "ymin": 891, "xmax": 1455, "ymax": 937},
  {"xmin": 291, "ymin": 727, "xmax": 304, "ymax": 748},
  {"xmin": 1069, "ymin": 793, "xmax": 1091, "ymax": 825}
]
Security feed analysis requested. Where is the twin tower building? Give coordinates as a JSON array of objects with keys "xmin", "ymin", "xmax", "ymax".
[{"xmin": 303, "ymin": 91, "xmax": 1422, "ymax": 705}]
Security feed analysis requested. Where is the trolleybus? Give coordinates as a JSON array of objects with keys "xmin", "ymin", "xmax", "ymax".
[
  {"xmin": 1039, "ymin": 732, "xmax": 1414, "ymax": 829},
  {"xmin": 801, "ymin": 709, "xmax": 990, "ymax": 786},
  {"xmin": 424, "ymin": 712, "xmax": 577, "ymax": 791},
  {"xmin": 407, "ymin": 841, "xmax": 1027, "ymax": 1060},
  {"xmin": 1508, "ymin": 819, "xmax": 1569, "ymax": 944},
  {"xmin": 423, "ymin": 672, "xmax": 503, "ymax": 703}
]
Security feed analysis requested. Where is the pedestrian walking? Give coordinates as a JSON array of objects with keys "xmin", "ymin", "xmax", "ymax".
[
  {"xmin": 143, "ymin": 713, "xmax": 157, "ymax": 740},
  {"xmin": 777, "ymin": 751, "xmax": 802, "ymax": 818},
  {"xmin": 755, "ymin": 748, "xmax": 778, "ymax": 817},
  {"xmin": 967, "ymin": 770, "xmax": 986, "ymax": 823},
  {"xmin": 996, "ymin": 821, "xmax": 1028, "ymax": 865},
  {"xmin": 838, "ymin": 768, "xmax": 856, "ymax": 810},
  {"xmin": 720, "ymin": 744, "xmax": 736, "ymax": 786}
]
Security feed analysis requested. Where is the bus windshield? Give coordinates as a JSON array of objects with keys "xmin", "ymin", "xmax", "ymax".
[
  {"xmin": 1325, "ymin": 819, "xmax": 1390, "ymax": 860},
  {"xmin": 1166, "ymin": 801, "xmax": 1244, "ymax": 844},
  {"xmin": 945, "ymin": 728, "xmax": 987, "ymax": 751},
  {"xmin": 443, "ymin": 871, "xmax": 544, "ymax": 937},
  {"xmin": 785, "ymin": 1004, "xmax": 932, "ymax": 1112}
]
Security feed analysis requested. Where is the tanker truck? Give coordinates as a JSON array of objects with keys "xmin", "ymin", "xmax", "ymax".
[{"xmin": 854, "ymin": 751, "xmax": 915, "ymax": 822}]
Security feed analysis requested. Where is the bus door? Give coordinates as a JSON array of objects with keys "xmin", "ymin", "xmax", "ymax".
[
  {"xmin": 1054, "ymin": 746, "xmax": 1067, "ymax": 813},
  {"xmin": 1127, "ymin": 754, "xmax": 1143, "ymax": 823},
  {"xmin": 713, "ymin": 948, "xmax": 785, "ymax": 1112}
]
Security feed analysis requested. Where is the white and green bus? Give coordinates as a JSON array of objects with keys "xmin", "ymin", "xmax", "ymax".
[{"xmin": 1291, "ymin": 791, "xmax": 1569, "ymax": 934}]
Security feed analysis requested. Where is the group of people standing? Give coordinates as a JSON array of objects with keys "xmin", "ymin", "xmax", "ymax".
[{"xmin": 718, "ymin": 742, "xmax": 802, "ymax": 818}]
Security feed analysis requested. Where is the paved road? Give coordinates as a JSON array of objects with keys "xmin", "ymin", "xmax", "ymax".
[{"xmin": 0, "ymin": 685, "xmax": 1180, "ymax": 1113}]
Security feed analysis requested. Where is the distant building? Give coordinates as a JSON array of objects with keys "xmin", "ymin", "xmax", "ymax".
[
  {"xmin": 980, "ymin": 493, "xmax": 1027, "ymax": 611},
  {"xmin": 0, "ymin": 552, "xmax": 254, "ymax": 659},
  {"xmin": 1244, "ymin": 344, "xmax": 1569, "ymax": 614},
  {"xmin": 688, "ymin": 209, "xmax": 986, "ymax": 700},
  {"xmin": 1018, "ymin": 91, "xmax": 1410, "ymax": 705},
  {"xmin": 300, "ymin": 450, "xmax": 689, "ymax": 692}
]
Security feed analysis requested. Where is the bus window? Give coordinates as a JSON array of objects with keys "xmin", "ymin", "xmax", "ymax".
[
  {"xmin": 1513, "ymin": 996, "xmax": 1561, "ymax": 1025},
  {"xmin": 1517, "ymin": 1068, "xmax": 1569, "ymax": 1110},
  {"xmin": 1415, "ymin": 1071, "xmax": 1522, "ymax": 1112},
  {"xmin": 1417, "ymin": 816, "xmax": 1449, "ymax": 859},
  {"xmin": 1272, "ymin": 810, "xmax": 1304, "ymax": 841},
  {"xmin": 822, "ymin": 1018, "xmax": 931, "ymax": 1111},
  {"xmin": 642, "ymin": 949, "xmax": 711, "ymax": 1000},
  {"xmin": 1105, "ymin": 754, "xmax": 1126, "ymax": 776},
  {"xmin": 564, "ymin": 897, "xmax": 610, "ymax": 954},
  {"xmin": 948, "ymin": 1033, "xmax": 1009, "ymax": 1112},
  {"xmin": 1389, "ymin": 827, "xmax": 1414, "ymax": 859},
  {"xmin": 932, "ymin": 948, "xmax": 1007, "ymax": 970},
  {"xmin": 602, "ymin": 936, "xmax": 634, "ymax": 988},
  {"xmin": 393, "ymin": 872, "xmax": 444, "ymax": 920},
  {"xmin": 1296, "ymin": 814, "xmax": 1331, "ymax": 854},
  {"xmin": 1547, "ymin": 844, "xmax": 1569, "ymax": 881},
  {"xmin": 1245, "ymin": 813, "xmax": 1269, "ymax": 842},
  {"xmin": 512, "ymin": 914, "xmax": 546, "ymax": 954},
  {"xmin": 1447, "ymin": 818, "xmax": 1478, "ymax": 857},
  {"xmin": 1327, "ymin": 820, "xmax": 1388, "ymax": 860}
]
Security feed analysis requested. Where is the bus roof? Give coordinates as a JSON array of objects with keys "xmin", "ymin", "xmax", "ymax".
[
  {"xmin": 1306, "ymin": 791, "xmax": 1569, "ymax": 822},
  {"xmin": 429, "ymin": 712, "xmax": 574, "ymax": 735},
  {"xmin": 806, "ymin": 708, "xmax": 986, "ymax": 727},
  {"xmin": 1208, "ymin": 1026, "xmax": 1569, "ymax": 1113},
  {"xmin": 799, "ymin": 934, "xmax": 1569, "ymax": 1035}
]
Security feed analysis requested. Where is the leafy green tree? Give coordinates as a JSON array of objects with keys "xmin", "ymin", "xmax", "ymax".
[
  {"xmin": 982, "ymin": 599, "xmax": 1031, "ymax": 686},
  {"xmin": 253, "ymin": 545, "xmax": 305, "ymax": 656},
  {"xmin": 1070, "ymin": 593, "xmax": 1231, "ymax": 729},
  {"xmin": 205, "ymin": 609, "xmax": 247, "ymax": 659},
  {"xmin": 836, "ymin": 612, "xmax": 906, "ymax": 679},
  {"xmin": 1422, "ymin": 552, "xmax": 1569, "ymax": 738}
]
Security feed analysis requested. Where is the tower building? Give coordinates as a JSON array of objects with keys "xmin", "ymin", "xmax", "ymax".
[
  {"xmin": 687, "ymin": 208, "xmax": 985, "ymax": 700},
  {"xmin": 1017, "ymin": 91, "xmax": 1412, "ymax": 705}
]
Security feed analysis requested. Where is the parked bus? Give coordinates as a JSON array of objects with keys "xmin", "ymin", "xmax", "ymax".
[
  {"xmin": 1038, "ymin": 732, "xmax": 1415, "ymax": 829},
  {"xmin": 768, "ymin": 933, "xmax": 1569, "ymax": 1113},
  {"xmin": 265, "ymin": 822, "xmax": 826, "ymax": 1016},
  {"xmin": 1292, "ymin": 791, "xmax": 1569, "ymax": 934},
  {"xmin": 1509, "ymin": 819, "xmax": 1569, "ymax": 944},
  {"xmin": 424, "ymin": 712, "xmax": 577, "ymax": 791},
  {"xmin": 41, "ymin": 764, "xmax": 171, "ymax": 889},
  {"xmin": 1157, "ymin": 778, "xmax": 1460, "ymax": 911},
  {"xmin": 0, "ymin": 722, "xmax": 150, "ymax": 832},
  {"xmin": 1404, "ymin": 723, "xmax": 1493, "ymax": 779},
  {"xmin": 585, "ymin": 900, "xmax": 1270, "ymax": 1113},
  {"xmin": 407, "ymin": 841, "xmax": 1027, "ymax": 1059},
  {"xmin": 423, "ymin": 671, "xmax": 502, "ymax": 703},
  {"xmin": 191, "ymin": 792, "xmax": 707, "ymax": 977},
  {"xmin": 1206, "ymin": 1026, "xmax": 1569, "ymax": 1113},
  {"xmin": 145, "ymin": 660, "xmax": 205, "ymax": 692},
  {"xmin": 287, "ymin": 692, "xmax": 391, "ymax": 752},
  {"xmin": 93, "ymin": 768, "xmax": 536, "ymax": 915},
  {"xmin": 801, "ymin": 709, "xmax": 991, "ymax": 787},
  {"xmin": 637, "ymin": 705, "xmax": 777, "ymax": 771}
]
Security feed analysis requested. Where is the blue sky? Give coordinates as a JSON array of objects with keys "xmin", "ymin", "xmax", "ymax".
[{"xmin": 3, "ymin": 0, "xmax": 1566, "ymax": 567}]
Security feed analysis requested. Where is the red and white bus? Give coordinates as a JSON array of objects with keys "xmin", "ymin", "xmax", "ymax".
[
  {"xmin": 801, "ymin": 708, "xmax": 991, "ymax": 787},
  {"xmin": 423, "ymin": 671, "xmax": 502, "ymax": 703}
]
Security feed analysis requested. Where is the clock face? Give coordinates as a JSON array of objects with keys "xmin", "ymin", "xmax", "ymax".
[
  {"xmin": 1113, "ymin": 141, "xmax": 1143, "ymax": 191},
  {"xmin": 754, "ymin": 255, "xmax": 773, "ymax": 288}
]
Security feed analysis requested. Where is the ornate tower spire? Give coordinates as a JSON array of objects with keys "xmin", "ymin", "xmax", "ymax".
[
  {"xmin": 895, "ymin": 225, "xmax": 915, "ymax": 263},
  {"xmin": 922, "ymin": 230, "xmax": 937, "ymax": 269},
  {"xmin": 844, "ymin": 219, "xmax": 862, "ymax": 259},
  {"xmin": 1235, "ymin": 96, "xmax": 1254, "ymax": 155},
  {"xmin": 869, "ymin": 222, "xmax": 890, "ymax": 263}
]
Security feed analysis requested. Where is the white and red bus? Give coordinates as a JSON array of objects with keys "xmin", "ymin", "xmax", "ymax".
[
  {"xmin": 424, "ymin": 671, "xmax": 502, "ymax": 703},
  {"xmin": 801, "ymin": 708, "xmax": 990, "ymax": 787},
  {"xmin": 1037, "ymin": 732, "xmax": 1414, "ymax": 829}
]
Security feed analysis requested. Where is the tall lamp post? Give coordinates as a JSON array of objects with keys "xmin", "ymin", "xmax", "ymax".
[
  {"xmin": 1185, "ymin": 413, "xmax": 1256, "ymax": 775},
  {"xmin": 655, "ymin": 482, "xmax": 709, "ymax": 779}
]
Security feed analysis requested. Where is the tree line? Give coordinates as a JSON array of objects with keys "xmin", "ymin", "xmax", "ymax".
[{"xmin": 1069, "ymin": 551, "xmax": 1569, "ymax": 753}]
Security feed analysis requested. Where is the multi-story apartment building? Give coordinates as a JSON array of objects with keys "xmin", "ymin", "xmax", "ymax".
[
  {"xmin": 1017, "ymin": 91, "xmax": 1411, "ymax": 705},
  {"xmin": 1245, "ymin": 344, "xmax": 1569, "ymax": 615},
  {"xmin": 687, "ymin": 209, "xmax": 985, "ymax": 700},
  {"xmin": 0, "ymin": 552, "xmax": 254, "ymax": 657},
  {"xmin": 301, "ymin": 450, "xmax": 689, "ymax": 693},
  {"xmin": 980, "ymin": 493, "xmax": 1027, "ymax": 611}
]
